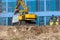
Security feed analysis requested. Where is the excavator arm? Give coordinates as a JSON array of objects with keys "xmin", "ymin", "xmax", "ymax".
[{"xmin": 14, "ymin": 0, "xmax": 28, "ymax": 14}]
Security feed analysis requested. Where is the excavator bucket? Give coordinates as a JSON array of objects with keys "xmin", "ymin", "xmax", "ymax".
[{"xmin": 12, "ymin": 14, "xmax": 20, "ymax": 24}]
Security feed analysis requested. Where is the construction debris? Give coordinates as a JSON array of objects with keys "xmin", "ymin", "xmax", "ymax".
[{"xmin": 0, "ymin": 25, "xmax": 60, "ymax": 40}]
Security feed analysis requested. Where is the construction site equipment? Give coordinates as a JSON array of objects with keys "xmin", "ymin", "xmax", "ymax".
[
  {"xmin": 12, "ymin": 0, "xmax": 37, "ymax": 25},
  {"xmin": 50, "ymin": 21, "xmax": 58, "ymax": 26},
  {"xmin": 50, "ymin": 16, "xmax": 59, "ymax": 26}
]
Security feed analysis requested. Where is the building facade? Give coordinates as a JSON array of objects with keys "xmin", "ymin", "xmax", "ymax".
[
  {"xmin": 0, "ymin": 0, "xmax": 60, "ymax": 26},
  {"xmin": 0, "ymin": 0, "xmax": 17, "ymax": 26}
]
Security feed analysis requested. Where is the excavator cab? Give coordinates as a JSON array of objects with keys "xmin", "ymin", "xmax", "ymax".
[{"xmin": 12, "ymin": 0, "xmax": 37, "ymax": 25}]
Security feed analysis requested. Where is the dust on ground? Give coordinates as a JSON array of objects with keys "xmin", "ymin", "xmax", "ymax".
[{"xmin": 0, "ymin": 25, "xmax": 60, "ymax": 40}]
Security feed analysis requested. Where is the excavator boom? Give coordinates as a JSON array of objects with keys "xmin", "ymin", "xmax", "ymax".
[{"xmin": 15, "ymin": 0, "xmax": 28, "ymax": 14}]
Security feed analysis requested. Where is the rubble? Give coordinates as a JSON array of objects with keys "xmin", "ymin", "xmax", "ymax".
[{"xmin": 0, "ymin": 25, "xmax": 60, "ymax": 40}]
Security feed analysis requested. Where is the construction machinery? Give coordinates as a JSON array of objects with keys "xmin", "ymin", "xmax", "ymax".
[
  {"xmin": 12, "ymin": 0, "xmax": 37, "ymax": 25},
  {"xmin": 50, "ymin": 15, "xmax": 59, "ymax": 26}
]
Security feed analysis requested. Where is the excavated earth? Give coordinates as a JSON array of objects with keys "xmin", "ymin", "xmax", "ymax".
[{"xmin": 0, "ymin": 25, "xmax": 60, "ymax": 40}]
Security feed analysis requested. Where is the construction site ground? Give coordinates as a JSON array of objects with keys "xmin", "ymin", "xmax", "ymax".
[{"xmin": 0, "ymin": 25, "xmax": 60, "ymax": 40}]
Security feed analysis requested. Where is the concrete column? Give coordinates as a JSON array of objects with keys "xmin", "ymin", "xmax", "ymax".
[
  {"xmin": 44, "ymin": 16, "xmax": 46, "ymax": 26},
  {"xmin": 6, "ymin": 17, "xmax": 8, "ymax": 26},
  {"xmin": 36, "ymin": 16, "xmax": 40, "ymax": 26},
  {"xmin": 44, "ymin": 0, "xmax": 46, "ymax": 11},
  {"xmin": 6, "ymin": 0, "xmax": 8, "ymax": 12},
  {"xmin": 24, "ymin": 0, "xmax": 27, "ymax": 5}
]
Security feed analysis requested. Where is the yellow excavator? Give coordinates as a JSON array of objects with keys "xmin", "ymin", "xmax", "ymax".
[{"xmin": 12, "ymin": 0, "xmax": 37, "ymax": 25}]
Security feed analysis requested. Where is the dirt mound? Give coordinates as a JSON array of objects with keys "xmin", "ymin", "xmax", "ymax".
[{"xmin": 0, "ymin": 25, "xmax": 60, "ymax": 40}]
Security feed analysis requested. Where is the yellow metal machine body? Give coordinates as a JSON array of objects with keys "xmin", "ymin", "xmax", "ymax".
[
  {"xmin": 50, "ymin": 22, "xmax": 58, "ymax": 26},
  {"xmin": 18, "ymin": 14, "xmax": 36, "ymax": 20},
  {"xmin": 49, "ymin": 17, "xmax": 59, "ymax": 26},
  {"xmin": 15, "ymin": 0, "xmax": 37, "ymax": 21}
]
